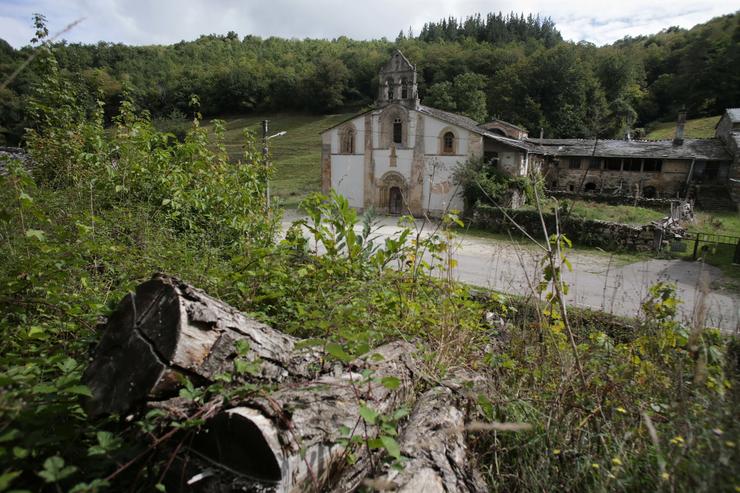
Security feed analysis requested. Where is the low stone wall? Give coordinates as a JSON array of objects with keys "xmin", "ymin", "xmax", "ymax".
[
  {"xmin": 545, "ymin": 190, "xmax": 676, "ymax": 211},
  {"xmin": 469, "ymin": 205, "xmax": 661, "ymax": 252}
]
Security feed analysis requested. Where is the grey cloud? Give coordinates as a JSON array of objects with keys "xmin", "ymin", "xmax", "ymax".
[{"xmin": 0, "ymin": 0, "xmax": 738, "ymax": 48}]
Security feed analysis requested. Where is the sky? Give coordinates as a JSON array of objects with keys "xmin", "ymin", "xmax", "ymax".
[{"xmin": 1, "ymin": 0, "xmax": 738, "ymax": 48}]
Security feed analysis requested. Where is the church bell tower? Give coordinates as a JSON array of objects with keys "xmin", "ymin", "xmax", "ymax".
[{"xmin": 377, "ymin": 50, "xmax": 419, "ymax": 109}]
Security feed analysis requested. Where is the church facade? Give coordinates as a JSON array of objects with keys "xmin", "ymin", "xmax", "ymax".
[{"xmin": 320, "ymin": 50, "xmax": 535, "ymax": 216}]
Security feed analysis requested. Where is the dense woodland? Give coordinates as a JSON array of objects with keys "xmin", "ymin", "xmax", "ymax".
[
  {"xmin": 1, "ymin": 11, "xmax": 739, "ymax": 145},
  {"xmin": 0, "ymin": 14, "xmax": 738, "ymax": 493}
]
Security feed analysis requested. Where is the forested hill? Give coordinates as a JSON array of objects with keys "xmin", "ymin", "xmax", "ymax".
[{"xmin": 1, "ymin": 11, "xmax": 738, "ymax": 145}]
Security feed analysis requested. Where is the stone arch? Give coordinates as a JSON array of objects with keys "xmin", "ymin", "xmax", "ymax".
[
  {"xmin": 338, "ymin": 123, "xmax": 356, "ymax": 154},
  {"xmin": 437, "ymin": 127, "xmax": 459, "ymax": 155},
  {"xmin": 379, "ymin": 105, "xmax": 410, "ymax": 148},
  {"xmin": 377, "ymin": 171, "xmax": 408, "ymax": 214},
  {"xmin": 584, "ymin": 182, "xmax": 597, "ymax": 193},
  {"xmin": 385, "ymin": 77, "xmax": 395, "ymax": 101}
]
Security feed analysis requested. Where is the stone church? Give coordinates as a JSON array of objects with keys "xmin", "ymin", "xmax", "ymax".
[{"xmin": 320, "ymin": 50, "xmax": 535, "ymax": 216}]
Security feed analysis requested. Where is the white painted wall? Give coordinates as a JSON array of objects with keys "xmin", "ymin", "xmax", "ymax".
[
  {"xmin": 374, "ymin": 149, "xmax": 414, "ymax": 182},
  {"xmin": 423, "ymin": 155, "xmax": 465, "ymax": 214},
  {"xmin": 423, "ymin": 116, "xmax": 470, "ymax": 155},
  {"xmin": 331, "ymin": 155, "xmax": 364, "ymax": 208},
  {"xmin": 330, "ymin": 115, "xmax": 366, "ymax": 154}
]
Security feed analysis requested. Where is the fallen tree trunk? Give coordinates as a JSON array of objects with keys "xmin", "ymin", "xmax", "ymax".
[
  {"xmin": 370, "ymin": 386, "xmax": 487, "ymax": 492},
  {"xmin": 83, "ymin": 273, "xmax": 322, "ymax": 417},
  {"xmin": 170, "ymin": 341, "xmax": 418, "ymax": 492}
]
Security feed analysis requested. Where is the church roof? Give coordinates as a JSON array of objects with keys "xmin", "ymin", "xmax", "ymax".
[{"xmin": 418, "ymin": 105, "xmax": 538, "ymax": 151}]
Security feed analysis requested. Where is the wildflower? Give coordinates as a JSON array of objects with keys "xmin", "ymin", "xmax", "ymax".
[
  {"xmin": 611, "ymin": 457, "xmax": 622, "ymax": 466},
  {"xmin": 591, "ymin": 463, "xmax": 600, "ymax": 470},
  {"xmin": 553, "ymin": 449, "xmax": 561, "ymax": 455},
  {"xmin": 616, "ymin": 407, "xmax": 627, "ymax": 414},
  {"xmin": 670, "ymin": 436, "xmax": 684, "ymax": 445},
  {"xmin": 661, "ymin": 472, "xmax": 670, "ymax": 481},
  {"xmin": 712, "ymin": 428, "xmax": 723, "ymax": 436}
]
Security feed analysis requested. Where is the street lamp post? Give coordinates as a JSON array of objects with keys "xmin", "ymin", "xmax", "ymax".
[{"xmin": 261, "ymin": 119, "xmax": 286, "ymax": 216}]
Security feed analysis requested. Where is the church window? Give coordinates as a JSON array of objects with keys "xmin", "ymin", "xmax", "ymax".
[
  {"xmin": 401, "ymin": 78, "xmax": 408, "ymax": 99},
  {"xmin": 341, "ymin": 127, "xmax": 355, "ymax": 154},
  {"xmin": 386, "ymin": 78, "xmax": 394, "ymax": 100},
  {"xmin": 393, "ymin": 118, "xmax": 403, "ymax": 144},
  {"xmin": 443, "ymin": 132, "xmax": 455, "ymax": 154}
]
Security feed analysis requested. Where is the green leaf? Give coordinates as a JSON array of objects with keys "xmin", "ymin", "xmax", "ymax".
[
  {"xmin": 63, "ymin": 385, "xmax": 92, "ymax": 397},
  {"xmin": 380, "ymin": 435, "xmax": 402, "ymax": 460},
  {"xmin": 18, "ymin": 191, "xmax": 33, "ymax": 204},
  {"xmin": 359, "ymin": 404, "xmax": 379, "ymax": 425},
  {"xmin": 0, "ymin": 430, "xmax": 20, "ymax": 443},
  {"xmin": 380, "ymin": 376, "xmax": 401, "ymax": 390},
  {"xmin": 0, "ymin": 470, "xmax": 21, "ymax": 492},
  {"xmin": 325, "ymin": 342, "xmax": 352, "ymax": 363},
  {"xmin": 38, "ymin": 456, "xmax": 78, "ymax": 483},
  {"xmin": 25, "ymin": 229, "xmax": 46, "ymax": 241}
]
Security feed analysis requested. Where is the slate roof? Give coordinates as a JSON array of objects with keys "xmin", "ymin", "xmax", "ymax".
[
  {"xmin": 526, "ymin": 138, "xmax": 732, "ymax": 161},
  {"xmin": 479, "ymin": 118, "xmax": 528, "ymax": 133}
]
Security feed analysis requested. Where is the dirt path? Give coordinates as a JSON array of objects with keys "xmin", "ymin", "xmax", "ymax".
[{"xmin": 283, "ymin": 212, "xmax": 740, "ymax": 332}]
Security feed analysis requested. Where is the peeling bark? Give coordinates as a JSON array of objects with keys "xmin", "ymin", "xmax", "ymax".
[
  {"xmin": 175, "ymin": 342, "xmax": 418, "ymax": 493},
  {"xmin": 372, "ymin": 386, "xmax": 487, "ymax": 493},
  {"xmin": 82, "ymin": 273, "xmax": 321, "ymax": 417}
]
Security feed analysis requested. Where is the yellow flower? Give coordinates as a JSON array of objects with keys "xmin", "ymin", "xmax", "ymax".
[
  {"xmin": 553, "ymin": 449, "xmax": 561, "ymax": 455},
  {"xmin": 591, "ymin": 463, "xmax": 600, "ymax": 470},
  {"xmin": 616, "ymin": 407, "xmax": 627, "ymax": 414},
  {"xmin": 611, "ymin": 457, "xmax": 623, "ymax": 466},
  {"xmin": 670, "ymin": 436, "xmax": 685, "ymax": 445},
  {"xmin": 726, "ymin": 441, "xmax": 736, "ymax": 448},
  {"xmin": 661, "ymin": 472, "xmax": 670, "ymax": 481}
]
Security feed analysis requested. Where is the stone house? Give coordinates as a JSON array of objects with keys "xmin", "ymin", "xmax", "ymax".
[
  {"xmin": 535, "ymin": 110, "xmax": 738, "ymax": 209},
  {"xmin": 319, "ymin": 50, "xmax": 538, "ymax": 216}
]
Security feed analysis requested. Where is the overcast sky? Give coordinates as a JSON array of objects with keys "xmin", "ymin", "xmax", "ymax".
[{"xmin": 1, "ymin": 0, "xmax": 738, "ymax": 49}]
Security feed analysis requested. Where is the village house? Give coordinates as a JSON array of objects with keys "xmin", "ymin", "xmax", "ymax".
[
  {"xmin": 536, "ymin": 110, "xmax": 738, "ymax": 210},
  {"xmin": 321, "ymin": 50, "xmax": 739, "ymax": 215}
]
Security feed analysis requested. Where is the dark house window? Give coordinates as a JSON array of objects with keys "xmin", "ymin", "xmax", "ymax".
[
  {"xmin": 568, "ymin": 157, "xmax": 581, "ymax": 169},
  {"xmin": 604, "ymin": 158, "xmax": 622, "ymax": 171},
  {"xmin": 443, "ymin": 132, "xmax": 455, "ymax": 153},
  {"xmin": 393, "ymin": 118, "xmax": 402, "ymax": 144},
  {"xmin": 589, "ymin": 157, "xmax": 602, "ymax": 169},
  {"xmin": 643, "ymin": 159, "xmax": 663, "ymax": 172},
  {"xmin": 484, "ymin": 151, "xmax": 499, "ymax": 166},
  {"xmin": 623, "ymin": 158, "xmax": 641, "ymax": 172}
]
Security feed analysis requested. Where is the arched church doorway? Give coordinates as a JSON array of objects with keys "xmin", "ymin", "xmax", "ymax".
[{"xmin": 389, "ymin": 187, "xmax": 403, "ymax": 214}]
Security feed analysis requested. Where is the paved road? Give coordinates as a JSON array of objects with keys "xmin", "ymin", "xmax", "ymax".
[{"xmin": 283, "ymin": 212, "xmax": 740, "ymax": 332}]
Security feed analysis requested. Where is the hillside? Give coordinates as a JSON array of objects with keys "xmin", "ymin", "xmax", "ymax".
[
  {"xmin": 205, "ymin": 113, "xmax": 354, "ymax": 206},
  {"xmin": 645, "ymin": 115, "xmax": 721, "ymax": 140}
]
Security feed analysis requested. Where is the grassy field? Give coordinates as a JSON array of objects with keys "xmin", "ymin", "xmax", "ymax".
[
  {"xmin": 645, "ymin": 115, "xmax": 721, "ymax": 139},
  {"xmin": 205, "ymin": 112, "xmax": 355, "ymax": 206}
]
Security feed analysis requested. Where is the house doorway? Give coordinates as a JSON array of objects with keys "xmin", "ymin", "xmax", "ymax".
[{"xmin": 389, "ymin": 186, "xmax": 403, "ymax": 214}]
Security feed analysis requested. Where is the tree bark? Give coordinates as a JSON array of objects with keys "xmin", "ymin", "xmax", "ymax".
[
  {"xmin": 370, "ymin": 386, "xmax": 487, "ymax": 493},
  {"xmin": 82, "ymin": 273, "xmax": 321, "ymax": 417},
  {"xmin": 172, "ymin": 341, "xmax": 418, "ymax": 493}
]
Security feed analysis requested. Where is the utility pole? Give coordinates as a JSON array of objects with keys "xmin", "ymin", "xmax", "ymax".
[{"xmin": 262, "ymin": 119, "xmax": 270, "ymax": 214}]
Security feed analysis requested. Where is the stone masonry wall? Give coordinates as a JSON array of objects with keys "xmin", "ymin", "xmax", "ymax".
[
  {"xmin": 545, "ymin": 190, "xmax": 676, "ymax": 211},
  {"xmin": 469, "ymin": 205, "xmax": 662, "ymax": 252}
]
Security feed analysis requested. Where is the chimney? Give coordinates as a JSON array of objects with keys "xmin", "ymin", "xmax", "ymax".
[
  {"xmin": 673, "ymin": 108, "xmax": 686, "ymax": 145},
  {"xmin": 539, "ymin": 127, "xmax": 544, "ymax": 139}
]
